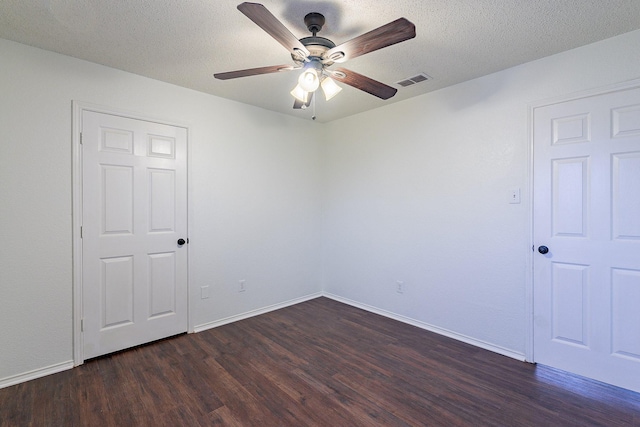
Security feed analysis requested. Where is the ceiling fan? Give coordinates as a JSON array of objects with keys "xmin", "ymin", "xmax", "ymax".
[{"xmin": 214, "ymin": 2, "xmax": 416, "ymax": 110}]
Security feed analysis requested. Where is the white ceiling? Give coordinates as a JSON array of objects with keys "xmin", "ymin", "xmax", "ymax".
[{"xmin": 2, "ymin": 0, "xmax": 640, "ymax": 122}]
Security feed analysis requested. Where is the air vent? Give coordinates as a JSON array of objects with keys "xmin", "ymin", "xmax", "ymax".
[{"xmin": 396, "ymin": 73, "xmax": 431, "ymax": 87}]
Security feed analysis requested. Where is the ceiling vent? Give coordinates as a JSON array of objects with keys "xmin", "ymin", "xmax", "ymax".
[{"xmin": 396, "ymin": 73, "xmax": 431, "ymax": 87}]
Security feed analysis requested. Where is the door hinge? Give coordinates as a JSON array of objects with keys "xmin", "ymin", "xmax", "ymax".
[
  {"xmin": 81, "ymin": 318, "xmax": 84, "ymax": 332},
  {"xmin": 80, "ymin": 132, "xmax": 83, "ymax": 144},
  {"xmin": 80, "ymin": 226, "xmax": 83, "ymax": 239}
]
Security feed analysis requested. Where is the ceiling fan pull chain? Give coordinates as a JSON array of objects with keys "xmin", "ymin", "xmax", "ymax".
[{"xmin": 312, "ymin": 92, "xmax": 317, "ymax": 121}]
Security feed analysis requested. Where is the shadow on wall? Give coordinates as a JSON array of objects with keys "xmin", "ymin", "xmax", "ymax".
[{"xmin": 440, "ymin": 72, "xmax": 508, "ymax": 112}]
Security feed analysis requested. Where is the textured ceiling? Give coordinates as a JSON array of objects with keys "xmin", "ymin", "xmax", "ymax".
[{"xmin": 2, "ymin": 0, "xmax": 640, "ymax": 122}]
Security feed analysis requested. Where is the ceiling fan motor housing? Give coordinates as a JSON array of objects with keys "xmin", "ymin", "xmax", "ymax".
[
  {"xmin": 296, "ymin": 36, "xmax": 335, "ymax": 62},
  {"xmin": 293, "ymin": 12, "xmax": 338, "ymax": 65}
]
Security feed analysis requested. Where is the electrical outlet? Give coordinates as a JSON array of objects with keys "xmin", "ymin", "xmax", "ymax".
[
  {"xmin": 396, "ymin": 280, "xmax": 404, "ymax": 294},
  {"xmin": 239, "ymin": 280, "xmax": 246, "ymax": 292},
  {"xmin": 200, "ymin": 285, "xmax": 209, "ymax": 299}
]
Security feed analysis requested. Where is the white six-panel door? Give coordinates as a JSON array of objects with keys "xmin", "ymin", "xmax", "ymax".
[
  {"xmin": 81, "ymin": 110, "xmax": 188, "ymax": 359},
  {"xmin": 533, "ymin": 85, "xmax": 640, "ymax": 393}
]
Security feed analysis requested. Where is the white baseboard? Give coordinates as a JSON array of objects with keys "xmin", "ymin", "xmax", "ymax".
[
  {"xmin": 193, "ymin": 292, "xmax": 323, "ymax": 333},
  {"xmin": 0, "ymin": 360, "xmax": 74, "ymax": 390},
  {"xmin": 323, "ymin": 292, "xmax": 526, "ymax": 362},
  {"xmin": 3, "ymin": 291, "xmax": 525, "ymax": 389}
]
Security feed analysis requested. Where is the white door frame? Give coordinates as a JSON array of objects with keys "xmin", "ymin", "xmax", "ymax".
[
  {"xmin": 526, "ymin": 78, "xmax": 640, "ymax": 364},
  {"xmin": 72, "ymin": 101, "xmax": 193, "ymax": 365}
]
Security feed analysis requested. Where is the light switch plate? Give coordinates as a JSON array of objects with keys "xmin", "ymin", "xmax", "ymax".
[{"xmin": 509, "ymin": 188, "xmax": 521, "ymax": 204}]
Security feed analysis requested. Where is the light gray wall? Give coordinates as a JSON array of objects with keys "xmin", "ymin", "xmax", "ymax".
[
  {"xmin": 0, "ymin": 38, "xmax": 322, "ymax": 382},
  {"xmin": 321, "ymin": 29, "xmax": 640, "ymax": 356}
]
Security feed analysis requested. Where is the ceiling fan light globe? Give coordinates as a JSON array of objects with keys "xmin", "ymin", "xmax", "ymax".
[
  {"xmin": 290, "ymin": 84, "xmax": 309, "ymax": 103},
  {"xmin": 321, "ymin": 76, "xmax": 342, "ymax": 101},
  {"xmin": 298, "ymin": 69, "xmax": 320, "ymax": 92}
]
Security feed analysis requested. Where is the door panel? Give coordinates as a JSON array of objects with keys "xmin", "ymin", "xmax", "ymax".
[
  {"xmin": 611, "ymin": 268, "xmax": 640, "ymax": 360},
  {"xmin": 101, "ymin": 165, "xmax": 134, "ymax": 234},
  {"xmin": 612, "ymin": 153, "xmax": 640, "ymax": 239},
  {"xmin": 551, "ymin": 262, "xmax": 589, "ymax": 347},
  {"xmin": 533, "ymin": 85, "xmax": 640, "ymax": 393},
  {"xmin": 149, "ymin": 168, "xmax": 176, "ymax": 232},
  {"xmin": 82, "ymin": 111, "xmax": 188, "ymax": 359},
  {"xmin": 101, "ymin": 256, "xmax": 134, "ymax": 328},
  {"xmin": 552, "ymin": 157, "xmax": 588, "ymax": 237},
  {"xmin": 148, "ymin": 252, "xmax": 177, "ymax": 318}
]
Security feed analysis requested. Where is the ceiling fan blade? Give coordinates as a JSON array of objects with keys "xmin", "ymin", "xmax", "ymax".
[
  {"xmin": 330, "ymin": 67, "xmax": 397, "ymax": 100},
  {"xmin": 293, "ymin": 91, "xmax": 313, "ymax": 109},
  {"xmin": 237, "ymin": 2, "xmax": 310, "ymax": 59},
  {"xmin": 214, "ymin": 64, "xmax": 295, "ymax": 80},
  {"xmin": 325, "ymin": 18, "xmax": 415, "ymax": 63}
]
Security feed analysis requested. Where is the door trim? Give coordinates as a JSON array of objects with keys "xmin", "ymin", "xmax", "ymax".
[
  {"xmin": 527, "ymin": 77, "xmax": 640, "ymax": 364},
  {"xmin": 71, "ymin": 101, "xmax": 192, "ymax": 365}
]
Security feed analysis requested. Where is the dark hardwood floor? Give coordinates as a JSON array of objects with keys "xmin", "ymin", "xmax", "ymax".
[{"xmin": 1, "ymin": 297, "xmax": 639, "ymax": 426}]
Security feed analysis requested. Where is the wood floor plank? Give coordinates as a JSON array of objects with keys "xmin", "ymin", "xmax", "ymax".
[{"xmin": 1, "ymin": 297, "xmax": 639, "ymax": 426}]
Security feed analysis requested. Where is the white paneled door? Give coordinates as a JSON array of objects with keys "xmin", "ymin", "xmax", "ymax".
[
  {"xmin": 82, "ymin": 111, "xmax": 188, "ymax": 359},
  {"xmin": 533, "ymin": 85, "xmax": 640, "ymax": 393}
]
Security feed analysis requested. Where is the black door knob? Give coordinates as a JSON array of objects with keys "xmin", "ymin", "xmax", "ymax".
[
  {"xmin": 538, "ymin": 245, "xmax": 549, "ymax": 254},
  {"xmin": 177, "ymin": 238, "xmax": 186, "ymax": 246}
]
